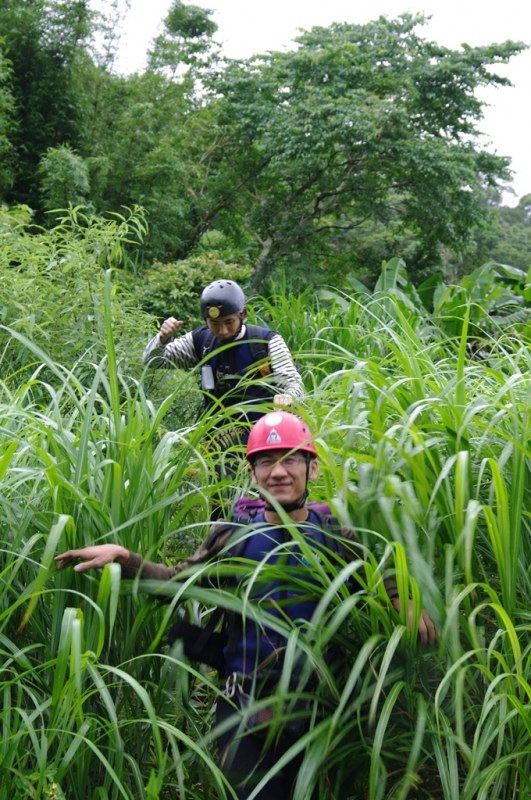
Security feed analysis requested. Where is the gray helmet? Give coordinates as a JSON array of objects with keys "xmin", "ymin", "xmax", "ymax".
[{"xmin": 199, "ymin": 280, "xmax": 246, "ymax": 320}]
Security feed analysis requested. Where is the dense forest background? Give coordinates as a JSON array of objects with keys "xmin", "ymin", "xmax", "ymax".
[
  {"xmin": 0, "ymin": 0, "xmax": 530, "ymax": 298},
  {"xmin": 3, "ymin": 3, "xmax": 531, "ymax": 799}
]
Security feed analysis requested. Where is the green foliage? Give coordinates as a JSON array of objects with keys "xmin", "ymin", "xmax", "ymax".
[
  {"xmin": 134, "ymin": 252, "xmax": 252, "ymax": 326},
  {"xmin": 448, "ymin": 193, "xmax": 531, "ymax": 279},
  {"xmin": 321, "ymin": 210, "xmax": 446, "ymax": 290},
  {"xmin": 0, "ymin": 201, "xmax": 206, "ymax": 428},
  {"xmin": 77, "ymin": 68, "xmax": 217, "ymax": 263},
  {"xmin": 208, "ymin": 15, "xmax": 525, "ymax": 286},
  {"xmin": 3, "ymin": 258, "xmax": 531, "ymax": 796},
  {"xmin": 148, "ymin": 0, "xmax": 219, "ymax": 70},
  {"xmin": 0, "ymin": 38, "xmax": 16, "ymax": 197},
  {"xmin": 0, "ymin": 205, "xmax": 152, "ymax": 381},
  {"xmin": 0, "ymin": 4, "xmax": 526, "ymax": 285},
  {"xmin": 0, "ymin": 0, "xmax": 96, "ymax": 211},
  {"xmin": 39, "ymin": 144, "xmax": 91, "ymax": 213},
  {"xmin": 0, "ymin": 200, "xmax": 33, "ymax": 230},
  {"xmin": 2, "ymin": 3, "xmax": 531, "ymax": 794},
  {"xmin": 165, "ymin": 1, "xmax": 217, "ymax": 39},
  {"xmin": 432, "ymin": 260, "xmax": 531, "ymax": 339},
  {"xmin": 0, "ymin": 311, "xmax": 219, "ymax": 798}
]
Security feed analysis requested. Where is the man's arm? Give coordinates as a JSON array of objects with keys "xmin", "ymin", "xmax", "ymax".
[
  {"xmin": 268, "ymin": 333, "xmax": 305, "ymax": 400},
  {"xmin": 122, "ymin": 523, "xmax": 236, "ymax": 579},
  {"xmin": 142, "ymin": 319, "xmax": 199, "ymax": 369},
  {"xmin": 55, "ymin": 524, "xmax": 236, "ymax": 580}
]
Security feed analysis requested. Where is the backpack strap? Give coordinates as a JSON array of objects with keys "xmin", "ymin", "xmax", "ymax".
[
  {"xmin": 192, "ymin": 325, "xmax": 217, "ymax": 362},
  {"xmin": 225, "ymin": 510, "xmax": 260, "ymax": 559},
  {"xmin": 214, "ymin": 511, "xmax": 259, "ymax": 661},
  {"xmin": 204, "ymin": 521, "xmax": 235, "ymax": 551},
  {"xmin": 244, "ymin": 324, "xmax": 276, "ymax": 377},
  {"xmin": 211, "ymin": 509, "xmax": 346, "ymax": 563},
  {"xmin": 192, "ymin": 324, "xmax": 275, "ymax": 362},
  {"xmin": 204, "ymin": 510, "xmax": 259, "ymax": 561},
  {"xmin": 307, "ymin": 509, "xmax": 345, "ymax": 559}
]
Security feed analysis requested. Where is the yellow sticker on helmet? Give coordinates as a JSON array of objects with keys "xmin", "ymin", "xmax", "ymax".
[{"xmin": 208, "ymin": 306, "xmax": 221, "ymax": 319}]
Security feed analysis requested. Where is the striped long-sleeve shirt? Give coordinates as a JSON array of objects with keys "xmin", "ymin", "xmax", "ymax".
[{"xmin": 142, "ymin": 324, "xmax": 305, "ymax": 400}]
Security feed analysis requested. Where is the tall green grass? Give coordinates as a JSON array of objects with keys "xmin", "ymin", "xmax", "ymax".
[{"xmin": 2, "ymin": 271, "xmax": 531, "ymax": 797}]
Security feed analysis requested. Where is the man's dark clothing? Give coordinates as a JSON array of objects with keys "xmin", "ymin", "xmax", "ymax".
[{"xmin": 121, "ymin": 511, "xmax": 398, "ymax": 799}]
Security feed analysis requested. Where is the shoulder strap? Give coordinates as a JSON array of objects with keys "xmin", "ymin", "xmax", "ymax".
[
  {"xmin": 225, "ymin": 510, "xmax": 260, "ymax": 559},
  {"xmin": 192, "ymin": 325, "xmax": 217, "ymax": 362},
  {"xmin": 204, "ymin": 521, "xmax": 234, "ymax": 551},
  {"xmin": 205, "ymin": 511, "xmax": 259, "ymax": 561},
  {"xmin": 308, "ymin": 509, "xmax": 344, "ymax": 558},
  {"xmin": 222, "ymin": 510, "xmax": 260, "ymax": 660},
  {"xmin": 213, "ymin": 510, "xmax": 345, "ymax": 560},
  {"xmin": 244, "ymin": 324, "xmax": 276, "ymax": 377},
  {"xmin": 244, "ymin": 324, "xmax": 276, "ymax": 363},
  {"xmin": 193, "ymin": 324, "xmax": 275, "ymax": 363}
]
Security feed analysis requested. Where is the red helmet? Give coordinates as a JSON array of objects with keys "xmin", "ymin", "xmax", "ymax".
[{"xmin": 246, "ymin": 412, "xmax": 317, "ymax": 461}]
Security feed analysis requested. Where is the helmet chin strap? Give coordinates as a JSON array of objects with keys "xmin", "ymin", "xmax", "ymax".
[
  {"xmin": 220, "ymin": 312, "xmax": 245, "ymax": 342},
  {"xmin": 264, "ymin": 489, "xmax": 308, "ymax": 513}
]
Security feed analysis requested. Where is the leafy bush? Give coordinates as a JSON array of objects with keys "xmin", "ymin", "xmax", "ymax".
[
  {"xmin": 0, "ymin": 204, "xmax": 206, "ymax": 428},
  {"xmin": 0, "ymin": 206, "xmax": 149, "ymax": 375},
  {"xmin": 38, "ymin": 145, "xmax": 91, "ymax": 214},
  {"xmin": 0, "ymin": 41, "xmax": 16, "ymax": 196},
  {"xmin": 134, "ymin": 252, "xmax": 252, "ymax": 326}
]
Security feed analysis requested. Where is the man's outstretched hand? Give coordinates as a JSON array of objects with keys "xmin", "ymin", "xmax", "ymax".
[{"xmin": 55, "ymin": 544, "xmax": 130, "ymax": 573}]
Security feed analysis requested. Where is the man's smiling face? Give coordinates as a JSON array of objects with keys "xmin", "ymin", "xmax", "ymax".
[{"xmin": 251, "ymin": 448, "xmax": 318, "ymax": 507}]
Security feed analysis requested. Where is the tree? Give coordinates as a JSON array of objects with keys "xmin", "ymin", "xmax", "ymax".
[
  {"xmin": 0, "ymin": 39, "xmax": 15, "ymax": 198},
  {"xmin": 38, "ymin": 144, "xmax": 91, "ymax": 213},
  {"xmin": 198, "ymin": 15, "xmax": 525, "ymax": 286},
  {"xmin": 3, "ymin": 6, "xmax": 524, "ymax": 290},
  {"xmin": 148, "ymin": 0, "xmax": 219, "ymax": 72},
  {"xmin": 445, "ymin": 192, "xmax": 531, "ymax": 279},
  {"xmin": 75, "ymin": 67, "xmax": 218, "ymax": 261},
  {"xmin": 0, "ymin": 0, "xmax": 95, "ymax": 211},
  {"xmin": 67, "ymin": 1, "xmax": 221, "ymax": 263}
]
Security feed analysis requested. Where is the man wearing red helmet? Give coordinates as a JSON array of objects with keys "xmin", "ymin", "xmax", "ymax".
[{"xmin": 56, "ymin": 412, "xmax": 438, "ymax": 799}]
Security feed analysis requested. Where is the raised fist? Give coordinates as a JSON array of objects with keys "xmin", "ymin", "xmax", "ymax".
[{"xmin": 159, "ymin": 317, "xmax": 183, "ymax": 344}]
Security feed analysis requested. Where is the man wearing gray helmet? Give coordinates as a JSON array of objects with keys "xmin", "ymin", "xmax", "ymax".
[{"xmin": 142, "ymin": 279, "xmax": 304, "ymax": 418}]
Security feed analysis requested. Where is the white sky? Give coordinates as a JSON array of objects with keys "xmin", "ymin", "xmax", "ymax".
[{"xmin": 109, "ymin": 0, "xmax": 531, "ymax": 205}]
